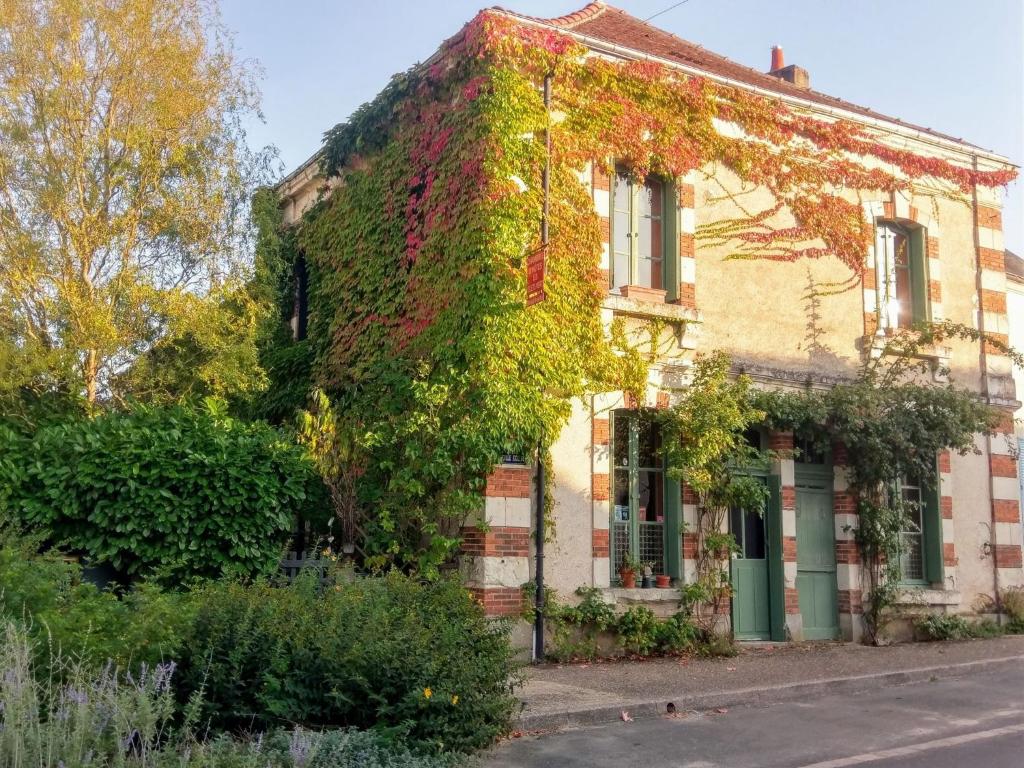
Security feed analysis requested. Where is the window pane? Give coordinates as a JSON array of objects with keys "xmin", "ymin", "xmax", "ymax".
[
  {"xmin": 613, "ymin": 469, "xmax": 630, "ymax": 521},
  {"xmin": 730, "ymin": 506, "xmax": 744, "ymax": 556},
  {"xmin": 638, "ymin": 523, "xmax": 665, "ymax": 575},
  {"xmin": 636, "ymin": 178, "xmax": 663, "ymax": 289},
  {"xmin": 900, "ymin": 480, "xmax": 925, "ymax": 580},
  {"xmin": 743, "ymin": 509, "xmax": 766, "ymax": 559},
  {"xmin": 613, "ymin": 414, "xmax": 630, "ymax": 468},
  {"xmin": 637, "ymin": 417, "xmax": 660, "ymax": 468},
  {"xmin": 613, "ymin": 173, "xmax": 631, "ymax": 288},
  {"xmin": 638, "ymin": 470, "xmax": 664, "ymax": 523},
  {"xmin": 894, "ymin": 233, "xmax": 913, "ymax": 328}
]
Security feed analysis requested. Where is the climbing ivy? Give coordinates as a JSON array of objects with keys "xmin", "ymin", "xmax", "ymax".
[
  {"xmin": 278, "ymin": 11, "xmax": 1015, "ymax": 574},
  {"xmin": 754, "ymin": 322, "xmax": 1007, "ymax": 642}
]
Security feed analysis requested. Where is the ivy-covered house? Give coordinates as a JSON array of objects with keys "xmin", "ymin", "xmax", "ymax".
[{"xmin": 274, "ymin": 2, "xmax": 1023, "ymax": 644}]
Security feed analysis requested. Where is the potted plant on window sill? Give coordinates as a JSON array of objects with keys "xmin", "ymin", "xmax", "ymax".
[
  {"xmin": 655, "ymin": 574, "xmax": 671, "ymax": 589},
  {"xmin": 641, "ymin": 560, "xmax": 656, "ymax": 588},
  {"xmin": 620, "ymin": 553, "xmax": 640, "ymax": 589}
]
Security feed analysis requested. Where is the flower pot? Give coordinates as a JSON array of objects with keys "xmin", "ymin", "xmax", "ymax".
[
  {"xmin": 641, "ymin": 575, "xmax": 654, "ymax": 588},
  {"xmin": 620, "ymin": 569, "xmax": 636, "ymax": 588},
  {"xmin": 656, "ymin": 574, "xmax": 671, "ymax": 588}
]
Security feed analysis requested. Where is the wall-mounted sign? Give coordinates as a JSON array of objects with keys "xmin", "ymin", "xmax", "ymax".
[
  {"xmin": 502, "ymin": 453, "xmax": 527, "ymax": 466},
  {"xmin": 526, "ymin": 247, "xmax": 546, "ymax": 306}
]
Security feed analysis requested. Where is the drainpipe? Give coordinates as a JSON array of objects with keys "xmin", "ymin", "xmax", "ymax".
[
  {"xmin": 972, "ymin": 157, "xmax": 1003, "ymax": 624},
  {"xmin": 533, "ymin": 72, "xmax": 553, "ymax": 662}
]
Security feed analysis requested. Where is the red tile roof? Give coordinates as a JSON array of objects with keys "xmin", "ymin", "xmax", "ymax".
[{"xmin": 495, "ymin": 2, "xmax": 982, "ymax": 150}]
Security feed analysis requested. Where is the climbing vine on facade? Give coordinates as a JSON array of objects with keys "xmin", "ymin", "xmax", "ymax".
[{"xmin": 269, "ymin": 10, "xmax": 1016, "ymax": 574}]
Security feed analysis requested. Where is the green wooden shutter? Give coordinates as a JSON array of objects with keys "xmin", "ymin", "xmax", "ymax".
[
  {"xmin": 922, "ymin": 459, "xmax": 944, "ymax": 585},
  {"xmin": 766, "ymin": 475, "xmax": 787, "ymax": 641},
  {"xmin": 664, "ymin": 180, "xmax": 679, "ymax": 303},
  {"xmin": 909, "ymin": 227, "xmax": 930, "ymax": 325},
  {"xmin": 664, "ymin": 473, "xmax": 682, "ymax": 581}
]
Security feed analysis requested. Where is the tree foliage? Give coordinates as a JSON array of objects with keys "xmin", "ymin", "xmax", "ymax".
[
  {"xmin": 0, "ymin": 0, "xmax": 276, "ymax": 407},
  {"xmin": 0, "ymin": 400, "xmax": 315, "ymax": 582}
]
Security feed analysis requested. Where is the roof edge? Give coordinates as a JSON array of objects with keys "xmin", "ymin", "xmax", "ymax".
[{"xmin": 489, "ymin": 5, "xmax": 1015, "ymax": 168}]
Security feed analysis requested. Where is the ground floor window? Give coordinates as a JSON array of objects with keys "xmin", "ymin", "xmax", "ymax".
[
  {"xmin": 897, "ymin": 476, "xmax": 926, "ymax": 582},
  {"xmin": 892, "ymin": 470, "xmax": 942, "ymax": 585},
  {"xmin": 611, "ymin": 409, "xmax": 676, "ymax": 580}
]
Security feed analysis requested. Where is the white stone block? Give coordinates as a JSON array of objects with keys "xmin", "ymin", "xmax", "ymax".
[
  {"xmin": 836, "ymin": 563, "xmax": 860, "ymax": 591},
  {"xmin": 481, "ymin": 555, "xmax": 530, "ymax": 588},
  {"xmin": 600, "ymin": 242, "xmax": 610, "ymax": 270},
  {"xmin": 680, "ymin": 256, "xmax": 696, "ymax": 284},
  {"xmin": 680, "ymin": 208, "xmax": 696, "ymax": 235},
  {"xmin": 981, "ymin": 269, "xmax": 1008, "ymax": 292},
  {"xmin": 977, "ymin": 227, "xmax": 1004, "ymax": 252},
  {"xmin": 782, "ymin": 509, "xmax": 797, "ymax": 538},
  {"xmin": 992, "ymin": 476, "xmax": 1019, "ymax": 501},
  {"xmin": 995, "ymin": 522, "xmax": 1023, "ymax": 548},
  {"xmin": 593, "ymin": 188, "xmax": 610, "ymax": 218},
  {"xmin": 593, "ymin": 556, "xmax": 610, "ymax": 588},
  {"xmin": 863, "ymin": 288, "xmax": 877, "ymax": 313},
  {"xmin": 942, "ymin": 517, "xmax": 956, "ymax": 544},
  {"xmin": 834, "ymin": 514, "xmax": 858, "ymax": 540}
]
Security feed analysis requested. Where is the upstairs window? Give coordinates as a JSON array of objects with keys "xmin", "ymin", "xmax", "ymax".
[
  {"xmin": 875, "ymin": 222, "xmax": 928, "ymax": 331},
  {"xmin": 611, "ymin": 169, "xmax": 678, "ymax": 298}
]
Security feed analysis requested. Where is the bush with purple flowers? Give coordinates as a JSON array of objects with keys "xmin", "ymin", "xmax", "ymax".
[{"xmin": 0, "ymin": 622, "xmax": 465, "ymax": 768}]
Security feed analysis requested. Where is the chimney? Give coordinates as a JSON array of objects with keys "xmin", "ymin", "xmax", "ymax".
[{"xmin": 767, "ymin": 46, "xmax": 810, "ymax": 89}]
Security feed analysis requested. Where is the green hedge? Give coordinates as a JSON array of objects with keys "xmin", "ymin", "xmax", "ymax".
[
  {"xmin": 0, "ymin": 402, "xmax": 316, "ymax": 582},
  {"xmin": 178, "ymin": 573, "xmax": 522, "ymax": 753}
]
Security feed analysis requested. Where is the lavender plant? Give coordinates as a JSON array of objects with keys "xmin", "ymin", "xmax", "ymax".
[{"xmin": 0, "ymin": 622, "xmax": 466, "ymax": 768}]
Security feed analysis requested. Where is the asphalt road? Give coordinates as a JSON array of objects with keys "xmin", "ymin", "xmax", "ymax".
[{"xmin": 485, "ymin": 666, "xmax": 1024, "ymax": 768}]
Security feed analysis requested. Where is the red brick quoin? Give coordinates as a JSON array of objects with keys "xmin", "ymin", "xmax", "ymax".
[
  {"xmin": 460, "ymin": 526, "xmax": 530, "ymax": 557},
  {"xmin": 485, "ymin": 467, "xmax": 531, "ymax": 498},
  {"xmin": 468, "ymin": 587, "xmax": 522, "ymax": 617}
]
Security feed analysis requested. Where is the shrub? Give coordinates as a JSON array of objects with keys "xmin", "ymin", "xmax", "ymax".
[
  {"xmin": 615, "ymin": 606, "xmax": 659, "ymax": 656},
  {"xmin": 1002, "ymin": 586, "xmax": 1024, "ymax": 634},
  {"xmin": 0, "ymin": 401, "xmax": 316, "ymax": 582},
  {"xmin": 0, "ymin": 621, "xmax": 462, "ymax": 768},
  {"xmin": 653, "ymin": 613, "xmax": 700, "ymax": 654},
  {"xmin": 177, "ymin": 572, "xmax": 521, "ymax": 753},
  {"xmin": 0, "ymin": 538, "xmax": 194, "ymax": 672},
  {"xmin": 916, "ymin": 613, "xmax": 986, "ymax": 641}
]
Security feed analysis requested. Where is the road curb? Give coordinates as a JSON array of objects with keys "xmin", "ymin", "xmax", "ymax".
[{"xmin": 516, "ymin": 653, "xmax": 1024, "ymax": 732}]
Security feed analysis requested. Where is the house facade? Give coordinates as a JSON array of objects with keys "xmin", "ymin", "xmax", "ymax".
[{"xmin": 277, "ymin": 2, "xmax": 1023, "ymax": 644}]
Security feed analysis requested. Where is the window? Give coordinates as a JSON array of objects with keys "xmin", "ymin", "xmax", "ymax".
[
  {"xmin": 611, "ymin": 170, "xmax": 677, "ymax": 295},
  {"xmin": 891, "ymin": 471, "xmax": 942, "ymax": 585},
  {"xmin": 291, "ymin": 254, "xmax": 309, "ymax": 341},
  {"xmin": 875, "ymin": 222, "xmax": 928, "ymax": 331},
  {"xmin": 611, "ymin": 410, "xmax": 676, "ymax": 580},
  {"xmin": 897, "ymin": 477, "xmax": 926, "ymax": 582}
]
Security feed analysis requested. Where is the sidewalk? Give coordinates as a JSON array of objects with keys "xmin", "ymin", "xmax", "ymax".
[{"xmin": 517, "ymin": 635, "xmax": 1024, "ymax": 730}]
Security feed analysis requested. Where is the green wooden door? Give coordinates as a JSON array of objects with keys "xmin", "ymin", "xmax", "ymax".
[
  {"xmin": 795, "ymin": 486, "xmax": 839, "ymax": 640},
  {"xmin": 730, "ymin": 496, "xmax": 771, "ymax": 641}
]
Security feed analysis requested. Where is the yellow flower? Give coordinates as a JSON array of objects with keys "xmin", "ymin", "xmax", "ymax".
[
  {"xmin": 423, "ymin": 687, "xmax": 432, "ymax": 699},
  {"xmin": 451, "ymin": 695, "xmax": 459, "ymax": 705}
]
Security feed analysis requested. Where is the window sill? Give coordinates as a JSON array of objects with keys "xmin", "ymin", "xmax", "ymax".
[
  {"xmin": 895, "ymin": 587, "xmax": 961, "ymax": 607},
  {"xmin": 868, "ymin": 331, "xmax": 950, "ymax": 382},
  {"xmin": 603, "ymin": 294, "xmax": 700, "ymax": 324},
  {"xmin": 606, "ymin": 587, "xmax": 683, "ymax": 604},
  {"xmin": 617, "ymin": 285, "xmax": 668, "ymax": 303}
]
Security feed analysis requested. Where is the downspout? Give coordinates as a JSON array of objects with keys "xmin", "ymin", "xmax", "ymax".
[
  {"xmin": 972, "ymin": 156, "xmax": 1004, "ymax": 624},
  {"xmin": 533, "ymin": 72, "xmax": 553, "ymax": 662}
]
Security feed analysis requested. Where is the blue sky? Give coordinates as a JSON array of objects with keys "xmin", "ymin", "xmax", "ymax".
[{"xmin": 220, "ymin": 0, "xmax": 1023, "ymax": 252}]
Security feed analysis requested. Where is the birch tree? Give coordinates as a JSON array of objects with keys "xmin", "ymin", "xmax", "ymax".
[{"xmin": 0, "ymin": 0, "xmax": 273, "ymax": 406}]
